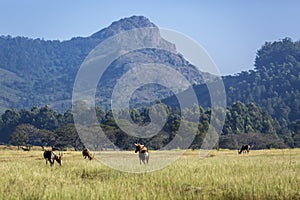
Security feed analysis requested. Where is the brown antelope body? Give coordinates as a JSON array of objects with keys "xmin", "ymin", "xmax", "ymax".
[
  {"xmin": 20, "ymin": 146, "xmax": 30, "ymax": 151},
  {"xmin": 238, "ymin": 144, "xmax": 251, "ymax": 154},
  {"xmin": 43, "ymin": 150, "xmax": 63, "ymax": 166},
  {"xmin": 82, "ymin": 148, "xmax": 94, "ymax": 160},
  {"xmin": 52, "ymin": 147, "xmax": 61, "ymax": 151},
  {"xmin": 134, "ymin": 143, "xmax": 149, "ymax": 165}
]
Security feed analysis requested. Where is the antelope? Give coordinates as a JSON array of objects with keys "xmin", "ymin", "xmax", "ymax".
[
  {"xmin": 20, "ymin": 146, "xmax": 30, "ymax": 151},
  {"xmin": 52, "ymin": 147, "xmax": 61, "ymax": 151},
  {"xmin": 134, "ymin": 143, "xmax": 149, "ymax": 165},
  {"xmin": 82, "ymin": 148, "xmax": 94, "ymax": 160},
  {"xmin": 43, "ymin": 150, "xmax": 63, "ymax": 167},
  {"xmin": 238, "ymin": 144, "xmax": 251, "ymax": 154}
]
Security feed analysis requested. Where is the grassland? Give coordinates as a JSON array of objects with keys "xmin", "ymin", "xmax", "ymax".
[{"xmin": 0, "ymin": 146, "xmax": 299, "ymax": 200}]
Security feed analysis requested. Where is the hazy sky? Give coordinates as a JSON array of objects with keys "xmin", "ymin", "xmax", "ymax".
[{"xmin": 0, "ymin": 0, "xmax": 299, "ymax": 75}]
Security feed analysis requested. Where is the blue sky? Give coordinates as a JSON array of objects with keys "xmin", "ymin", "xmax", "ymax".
[{"xmin": 0, "ymin": 0, "xmax": 299, "ymax": 75}]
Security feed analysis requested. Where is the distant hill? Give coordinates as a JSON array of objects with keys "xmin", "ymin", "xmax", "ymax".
[
  {"xmin": 1, "ymin": 15, "xmax": 299, "ymax": 139},
  {"xmin": 164, "ymin": 38, "xmax": 300, "ymax": 126},
  {"xmin": 1, "ymin": 31, "xmax": 299, "ymax": 148},
  {"xmin": 0, "ymin": 15, "xmax": 209, "ymax": 113}
]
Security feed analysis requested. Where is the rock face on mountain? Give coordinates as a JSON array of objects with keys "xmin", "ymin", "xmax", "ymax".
[
  {"xmin": 0, "ymin": 15, "xmax": 207, "ymax": 112},
  {"xmin": 90, "ymin": 16, "xmax": 156, "ymax": 39}
]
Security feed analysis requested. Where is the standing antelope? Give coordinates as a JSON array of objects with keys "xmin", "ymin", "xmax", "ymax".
[
  {"xmin": 238, "ymin": 144, "xmax": 251, "ymax": 154},
  {"xmin": 20, "ymin": 146, "xmax": 30, "ymax": 151},
  {"xmin": 134, "ymin": 143, "xmax": 149, "ymax": 165},
  {"xmin": 52, "ymin": 147, "xmax": 61, "ymax": 151},
  {"xmin": 43, "ymin": 150, "xmax": 63, "ymax": 167},
  {"xmin": 82, "ymin": 148, "xmax": 94, "ymax": 160}
]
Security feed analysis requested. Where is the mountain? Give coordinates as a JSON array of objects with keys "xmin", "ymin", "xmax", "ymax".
[
  {"xmin": 1, "ymin": 32, "xmax": 299, "ymax": 148},
  {"xmin": 90, "ymin": 15, "xmax": 156, "ymax": 39},
  {"xmin": 2, "ymin": 15, "xmax": 298, "ymax": 133},
  {"xmin": 163, "ymin": 38, "xmax": 300, "ymax": 126},
  {"xmin": 0, "ymin": 16, "xmax": 209, "ymax": 113}
]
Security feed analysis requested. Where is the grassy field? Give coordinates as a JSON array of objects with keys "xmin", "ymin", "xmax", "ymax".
[{"xmin": 0, "ymin": 147, "xmax": 299, "ymax": 200}]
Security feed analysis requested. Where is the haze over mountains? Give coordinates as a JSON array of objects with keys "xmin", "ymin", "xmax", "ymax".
[
  {"xmin": 0, "ymin": 15, "xmax": 299, "ymax": 129},
  {"xmin": 0, "ymin": 15, "xmax": 210, "ymax": 112},
  {"xmin": 0, "ymin": 15, "xmax": 299, "ymax": 148}
]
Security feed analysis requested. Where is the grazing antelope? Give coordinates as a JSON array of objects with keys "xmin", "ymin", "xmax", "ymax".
[
  {"xmin": 43, "ymin": 150, "xmax": 63, "ymax": 167},
  {"xmin": 238, "ymin": 144, "xmax": 251, "ymax": 154},
  {"xmin": 52, "ymin": 147, "xmax": 61, "ymax": 151},
  {"xmin": 134, "ymin": 143, "xmax": 149, "ymax": 165},
  {"xmin": 82, "ymin": 148, "xmax": 94, "ymax": 160},
  {"xmin": 20, "ymin": 146, "xmax": 30, "ymax": 151}
]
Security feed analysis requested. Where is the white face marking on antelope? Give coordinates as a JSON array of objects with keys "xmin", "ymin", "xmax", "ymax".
[
  {"xmin": 134, "ymin": 143, "xmax": 149, "ymax": 165},
  {"xmin": 43, "ymin": 150, "xmax": 62, "ymax": 166}
]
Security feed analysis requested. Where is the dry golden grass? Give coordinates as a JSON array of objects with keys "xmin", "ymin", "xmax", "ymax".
[{"xmin": 0, "ymin": 147, "xmax": 299, "ymax": 199}]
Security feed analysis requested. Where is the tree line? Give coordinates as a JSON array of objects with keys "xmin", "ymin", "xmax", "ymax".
[{"xmin": 0, "ymin": 102, "xmax": 299, "ymax": 150}]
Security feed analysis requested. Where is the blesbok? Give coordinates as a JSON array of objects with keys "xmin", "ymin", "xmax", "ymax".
[
  {"xmin": 52, "ymin": 147, "xmax": 61, "ymax": 151},
  {"xmin": 43, "ymin": 150, "xmax": 63, "ymax": 167},
  {"xmin": 134, "ymin": 143, "xmax": 149, "ymax": 165},
  {"xmin": 20, "ymin": 146, "xmax": 30, "ymax": 151},
  {"xmin": 82, "ymin": 148, "xmax": 94, "ymax": 160},
  {"xmin": 238, "ymin": 144, "xmax": 251, "ymax": 154}
]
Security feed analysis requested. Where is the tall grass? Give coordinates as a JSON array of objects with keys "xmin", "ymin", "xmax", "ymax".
[{"xmin": 0, "ymin": 148, "xmax": 299, "ymax": 199}]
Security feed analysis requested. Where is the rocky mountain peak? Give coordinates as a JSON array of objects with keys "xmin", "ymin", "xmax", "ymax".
[{"xmin": 90, "ymin": 15, "xmax": 156, "ymax": 39}]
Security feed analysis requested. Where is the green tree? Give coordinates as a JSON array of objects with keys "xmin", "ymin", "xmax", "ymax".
[
  {"xmin": 33, "ymin": 105, "xmax": 58, "ymax": 130},
  {"xmin": 36, "ymin": 129, "xmax": 57, "ymax": 149},
  {"xmin": 1, "ymin": 109, "xmax": 20, "ymax": 143},
  {"xmin": 55, "ymin": 123, "xmax": 83, "ymax": 150},
  {"xmin": 290, "ymin": 120, "xmax": 300, "ymax": 147},
  {"xmin": 9, "ymin": 124, "xmax": 34, "ymax": 148}
]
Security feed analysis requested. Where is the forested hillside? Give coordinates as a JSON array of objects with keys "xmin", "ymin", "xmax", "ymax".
[
  {"xmin": 0, "ymin": 16, "xmax": 207, "ymax": 112},
  {"xmin": 225, "ymin": 38, "xmax": 300, "ymax": 124},
  {"xmin": 0, "ymin": 16, "xmax": 299, "ymax": 150},
  {"xmin": 0, "ymin": 16, "xmax": 155, "ymax": 111},
  {"xmin": 165, "ymin": 38, "xmax": 300, "ymax": 140}
]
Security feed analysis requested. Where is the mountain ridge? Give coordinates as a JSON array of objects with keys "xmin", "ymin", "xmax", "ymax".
[
  {"xmin": 90, "ymin": 15, "xmax": 156, "ymax": 39},
  {"xmin": 0, "ymin": 15, "xmax": 209, "ymax": 112}
]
